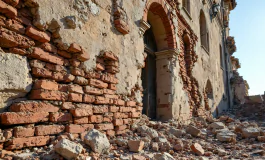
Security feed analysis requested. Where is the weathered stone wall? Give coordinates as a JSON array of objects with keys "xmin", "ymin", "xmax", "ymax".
[
  {"xmin": 0, "ymin": 0, "xmax": 142, "ymax": 150},
  {"xmin": 0, "ymin": 0, "xmax": 234, "ymax": 150}
]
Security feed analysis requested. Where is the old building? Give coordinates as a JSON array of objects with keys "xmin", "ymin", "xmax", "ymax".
[{"xmin": 0, "ymin": 0, "xmax": 239, "ymax": 149}]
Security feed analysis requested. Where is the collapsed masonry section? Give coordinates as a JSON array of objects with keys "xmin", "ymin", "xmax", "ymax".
[{"xmin": 0, "ymin": 0, "xmax": 142, "ymax": 150}]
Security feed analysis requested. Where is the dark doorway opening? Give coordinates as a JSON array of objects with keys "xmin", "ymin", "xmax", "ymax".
[{"xmin": 142, "ymin": 27, "xmax": 157, "ymax": 120}]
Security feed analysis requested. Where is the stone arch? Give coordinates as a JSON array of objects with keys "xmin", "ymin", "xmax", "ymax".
[{"xmin": 143, "ymin": 0, "xmax": 177, "ymax": 50}]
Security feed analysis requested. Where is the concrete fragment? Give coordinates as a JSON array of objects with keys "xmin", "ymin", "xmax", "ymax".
[
  {"xmin": 0, "ymin": 52, "xmax": 32, "ymax": 112},
  {"xmin": 54, "ymin": 139, "xmax": 83, "ymax": 160},
  {"xmin": 84, "ymin": 129, "xmax": 110, "ymax": 154}
]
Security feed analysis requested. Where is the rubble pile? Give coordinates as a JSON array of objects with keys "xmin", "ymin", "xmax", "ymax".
[{"xmin": 1, "ymin": 111, "xmax": 265, "ymax": 159}]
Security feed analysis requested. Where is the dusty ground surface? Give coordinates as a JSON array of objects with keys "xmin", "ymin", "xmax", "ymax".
[{"xmin": 1, "ymin": 104, "xmax": 265, "ymax": 160}]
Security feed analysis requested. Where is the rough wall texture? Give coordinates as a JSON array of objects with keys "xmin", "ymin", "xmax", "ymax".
[{"xmin": 0, "ymin": 0, "xmax": 236, "ymax": 150}]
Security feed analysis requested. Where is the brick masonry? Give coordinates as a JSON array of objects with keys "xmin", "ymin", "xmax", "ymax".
[{"xmin": 0, "ymin": 0, "xmax": 142, "ymax": 150}]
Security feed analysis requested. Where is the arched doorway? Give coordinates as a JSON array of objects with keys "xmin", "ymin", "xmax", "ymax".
[
  {"xmin": 142, "ymin": 26, "xmax": 157, "ymax": 119},
  {"xmin": 140, "ymin": 0, "xmax": 177, "ymax": 121}
]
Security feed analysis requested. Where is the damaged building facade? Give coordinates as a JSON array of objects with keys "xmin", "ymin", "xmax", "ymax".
[{"xmin": 0, "ymin": 0, "xmax": 241, "ymax": 150}]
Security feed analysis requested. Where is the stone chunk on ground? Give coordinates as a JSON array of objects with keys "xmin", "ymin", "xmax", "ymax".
[
  {"xmin": 216, "ymin": 129, "xmax": 236, "ymax": 142},
  {"xmin": 84, "ymin": 129, "xmax": 110, "ymax": 154},
  {"xmin": 242, "ymin": 127, "xmax": 260, "ymax": 138},
  {"xmin": 137, "ymin": 125, "xmax": 158, "ymax": 139},
  {"xmin": 128, "ymin": 140, "xmax": 144, "ymax": 152},
  {"xmin": 54, "ymin": 139, "xmax": 83, "ymax": 160},
  {"xmin": 154, "ymin": 152, "xmax": 175, "ymax": 160},
  {"xmin": 191, "ymin": 143, "xmax": 204, "ymax": 156},
  {"xmin": 186, "ymin": 125, "xmax": 201, "ymax": 137}
]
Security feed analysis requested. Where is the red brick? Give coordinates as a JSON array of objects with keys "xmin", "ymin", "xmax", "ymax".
[
  {"xmin": 114, "ymin": 19, "xmax": 130, "ymax": 35},
  {"xmin": 25, "ymin": 26, "xmax": 51, "ymax": 43},
  {"xmin": 58, "ymin": 84, "xmax": 68, "ymax": 92},
  {"xmin": 88, "ymin": 115, "xmax": 103, "ymax": 123},
  {"xmin": 84, "ymin": 86, "xmax": 103, "ymax": 95},
  {"xmin": 136, "ymin": 106, "xmax": 143, "ymax": 111},
  {"xmin": 108, "ymin": 84, "xmax": 117, "ymax": 90},
  {"xmin": 95, "ymin": 124, "xmax": 114, "ymax": 130},
  {"xmin": 69, "ymin": 59, "xmax": 81, "ymax": 67},
  {"xmin": 68, "ymin": 43, "xmax": 82, "ymax": 53},
  {"xmin": 64, "ymin": 74, "xmax": 75, "ymax": 82},
  {"xmin": 68, "ymin": 93, "xmax": 83, "ymax": 102},
  {"xmin": 52, "ymin": 72, "xmax": 65, "ymax": 82},
  {"xmin": 113, "ymin": 119, "xmax": 123, "ymax": 126},
  {"xmin": 2, "ymin": 0, "xmax": 19, "ymax": 6},
  {"xmin": 70, "ymin": 67, "xmax": 84, "ymax": 76},
  {"xmin": 62, "ymin": 102, "xmax": 75, "ymax": 110},
  {"xmin": 103, "ymin": 89, "xmax": 115, "ymax": 95},
  {"xmin": 74, "ymin": 76, "xmax": 89, "ymax": 85},
  {"xmin": 126, "ymin": 101, "xmax": 137, "ymax": 107},
  {"xmin": 13, "ymin": 127, "xmax": 35, "ymax": 138},
  {"xmin": 96, "ymin": 63, "xmax": 105, "ymax": 71},
  {"xmin": 115, "ymin": 125, "xmax": 127, "ymax": 131},
  {"xmin": 40, "ymin": 42, "xmax": 57, "ymax": 53},
  {"xmin": 106, "ymin": 130, "xmax": 115, "ymax": 137},
  {"xmin": 123, "ymin": 119, "xmax": 130, "ymax": 125},
  {"xmin": 35, "ymin": 125, "xmax": 65, "ymax": 136},
  {"xmin": 1, "ymin": 112, "xmax": 49, "ymax": 125},
  {"xmin": 33, "ymin": 80, "xmax": 58, "ymax": 90},
  {"xmin": 5, "ymin": 19, "xmax": 25, "ymax": 34},
  {"xmin": 120, "ymin": 107, "xmax": 132, "ymax": 113},
  {"xmin": 66, "ymin": 124, "xmax": 94, "ymax": 134},
  {"xmin": 103, "ymin": 117, "xmax": 112, "ymax": 123},
  {"xmin": 116, "ymin": 129, "xmax": 128, "ymax": 135},
  {"xmin": 15, "ymin": 15, "xmax": 32, "ymax": 26},
  {"xmin": 92, "ymin": 105, "xmax": 108, "ymax": 113},
  {"xmin": 45, "ymin": 63, "xmax": 66, "ymax": 72},
  {"xmin": 114, "ymin": 112, "xmax": 128, "ymax": 119},
  {"xmin": 68, "ymin": 84, "xmax": 83, "ymax": 94},
  {"xmin": 109, "ymin": 106, "xmax": 120, "ymax": 112},
  {"xmin": 0, "ymin": 27, "xmax": 35, "ymax": 48},
  {"xmin": 49, "ymin": 112, "xmax": 72, "ymax": 122},
  {"xmin": 83, "ymin": 94, "xmax": 95, "ymax": 103},
  {"xmin": 0, "ymin": 0, "xmax": 17, "ymax": 18},
  {"xmin": 96, "ymin": 57, "xmax": 105, "ymax": 64},
  {"xmin": 102, "ymin": 51, "xmax": 118, "ymax": 61},
  {"xmin": 76, "ymin": 48, "xmax": 89, "ymax": 61},
  {"xmin": 85, "ymin": 71, "xmax": 101, "ymax": 79},
  {"xmin": 74, "ymin": 117, "xmax": 89, "ymax": 124},
  {"xmin": 95, "ymin": 96, "xmax": 110, "ymax": 105},
  {"xmin": 70, "ymin": 107, "xmax": 93, "ymax": 117},
  {"xmin": 89, "ymin": 79, "xmax": 108, "ymax": 89},
  {"xmin": 30, "ymin": 48, "xmax": 64, "ymax": 65},
  {"xmin": 106, "ymin": 66, "xmax": 119, "ymax": 74},
  {"xmin": 131, "ymin": 112, "xmax": 141, "ymax": 118},
  {"xmin": 113, "ymin": 99, "xmax": 125, "ymax": 106},
  {"xmin": 101, "ymin": 73, "xmax": 118, "ymax": 84},
  {"xmin": 30, "ymin": 60, "xmax": 46, "ymax": 68},
  {"xmin": 105, "ymin": 94, "xmax": 119, "ymax": 99},
  {"xmin": 31, "ymin": 67, "xmax": 52, "ymax": 78},
  {"xmin": 30, "ymin": 89, "xmax": 68, "ymax": 101},
  {"xmin": 9, "ymin": 48, "xmax": 27, "ymax": 55},
  {"xmin": 10, "ymin": 101, "xmax": 59, "ymax": 112},
  {"xmin": 57, "ymin": 50, "xmax": 72, "ymax": 59},
  {"xmin": 105, "ymin": 60, "xmax": 119, "ymax": 67},
  {"xmin": 6, "ymin": 136, "xmax": 50, "ymax": 150}
]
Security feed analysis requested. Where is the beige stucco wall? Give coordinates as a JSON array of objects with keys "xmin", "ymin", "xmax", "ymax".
[
  {"xmin": 25, "ymin": 0, "xmax": 229, "ymax": 122},
  {"xmin": 179, "ymin": 1, "xmax": 228, "ymax": 116}
]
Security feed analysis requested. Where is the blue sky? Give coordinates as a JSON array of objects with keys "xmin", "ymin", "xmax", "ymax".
[{"xmin": 229, "ymin": 0, "xmax": 265, "ymax": 96}]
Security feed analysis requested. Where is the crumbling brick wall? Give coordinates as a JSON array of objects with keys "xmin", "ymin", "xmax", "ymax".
[{"xmin": 0, "ymin": 0, "xmax": 142, "ymax": 150}]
